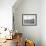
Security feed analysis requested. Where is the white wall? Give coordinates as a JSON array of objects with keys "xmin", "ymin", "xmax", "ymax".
[
  {"xmin": 13, "ymin": 0, "xmax": 41, "ymax": 46},
  {"xmin": 0, "ymin": 0, "xmax": 16, "ymax": 30},
  {"xmin": 41, "ymin": 0, "xmax": 46, "ymax": 46}
]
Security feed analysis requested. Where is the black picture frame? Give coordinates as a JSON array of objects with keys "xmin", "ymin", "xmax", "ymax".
[{"xmin": 22, "ymin": 14, "xmax": 37, "ymax": 26}]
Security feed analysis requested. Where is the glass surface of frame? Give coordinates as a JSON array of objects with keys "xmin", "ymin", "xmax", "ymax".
[{"xmin": 22, "ymin": 14, "xmax": 37, "ymax": 26}]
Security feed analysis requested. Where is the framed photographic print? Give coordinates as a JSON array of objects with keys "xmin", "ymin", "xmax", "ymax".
[{"xmin": 22, "ymin": 14, "xmax": 37, "ymax": 26}]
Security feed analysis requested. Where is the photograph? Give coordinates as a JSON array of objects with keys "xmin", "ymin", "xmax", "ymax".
[{"xmin": 22, "ymin": 14, "xmax": 37, "ymax": 26}]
